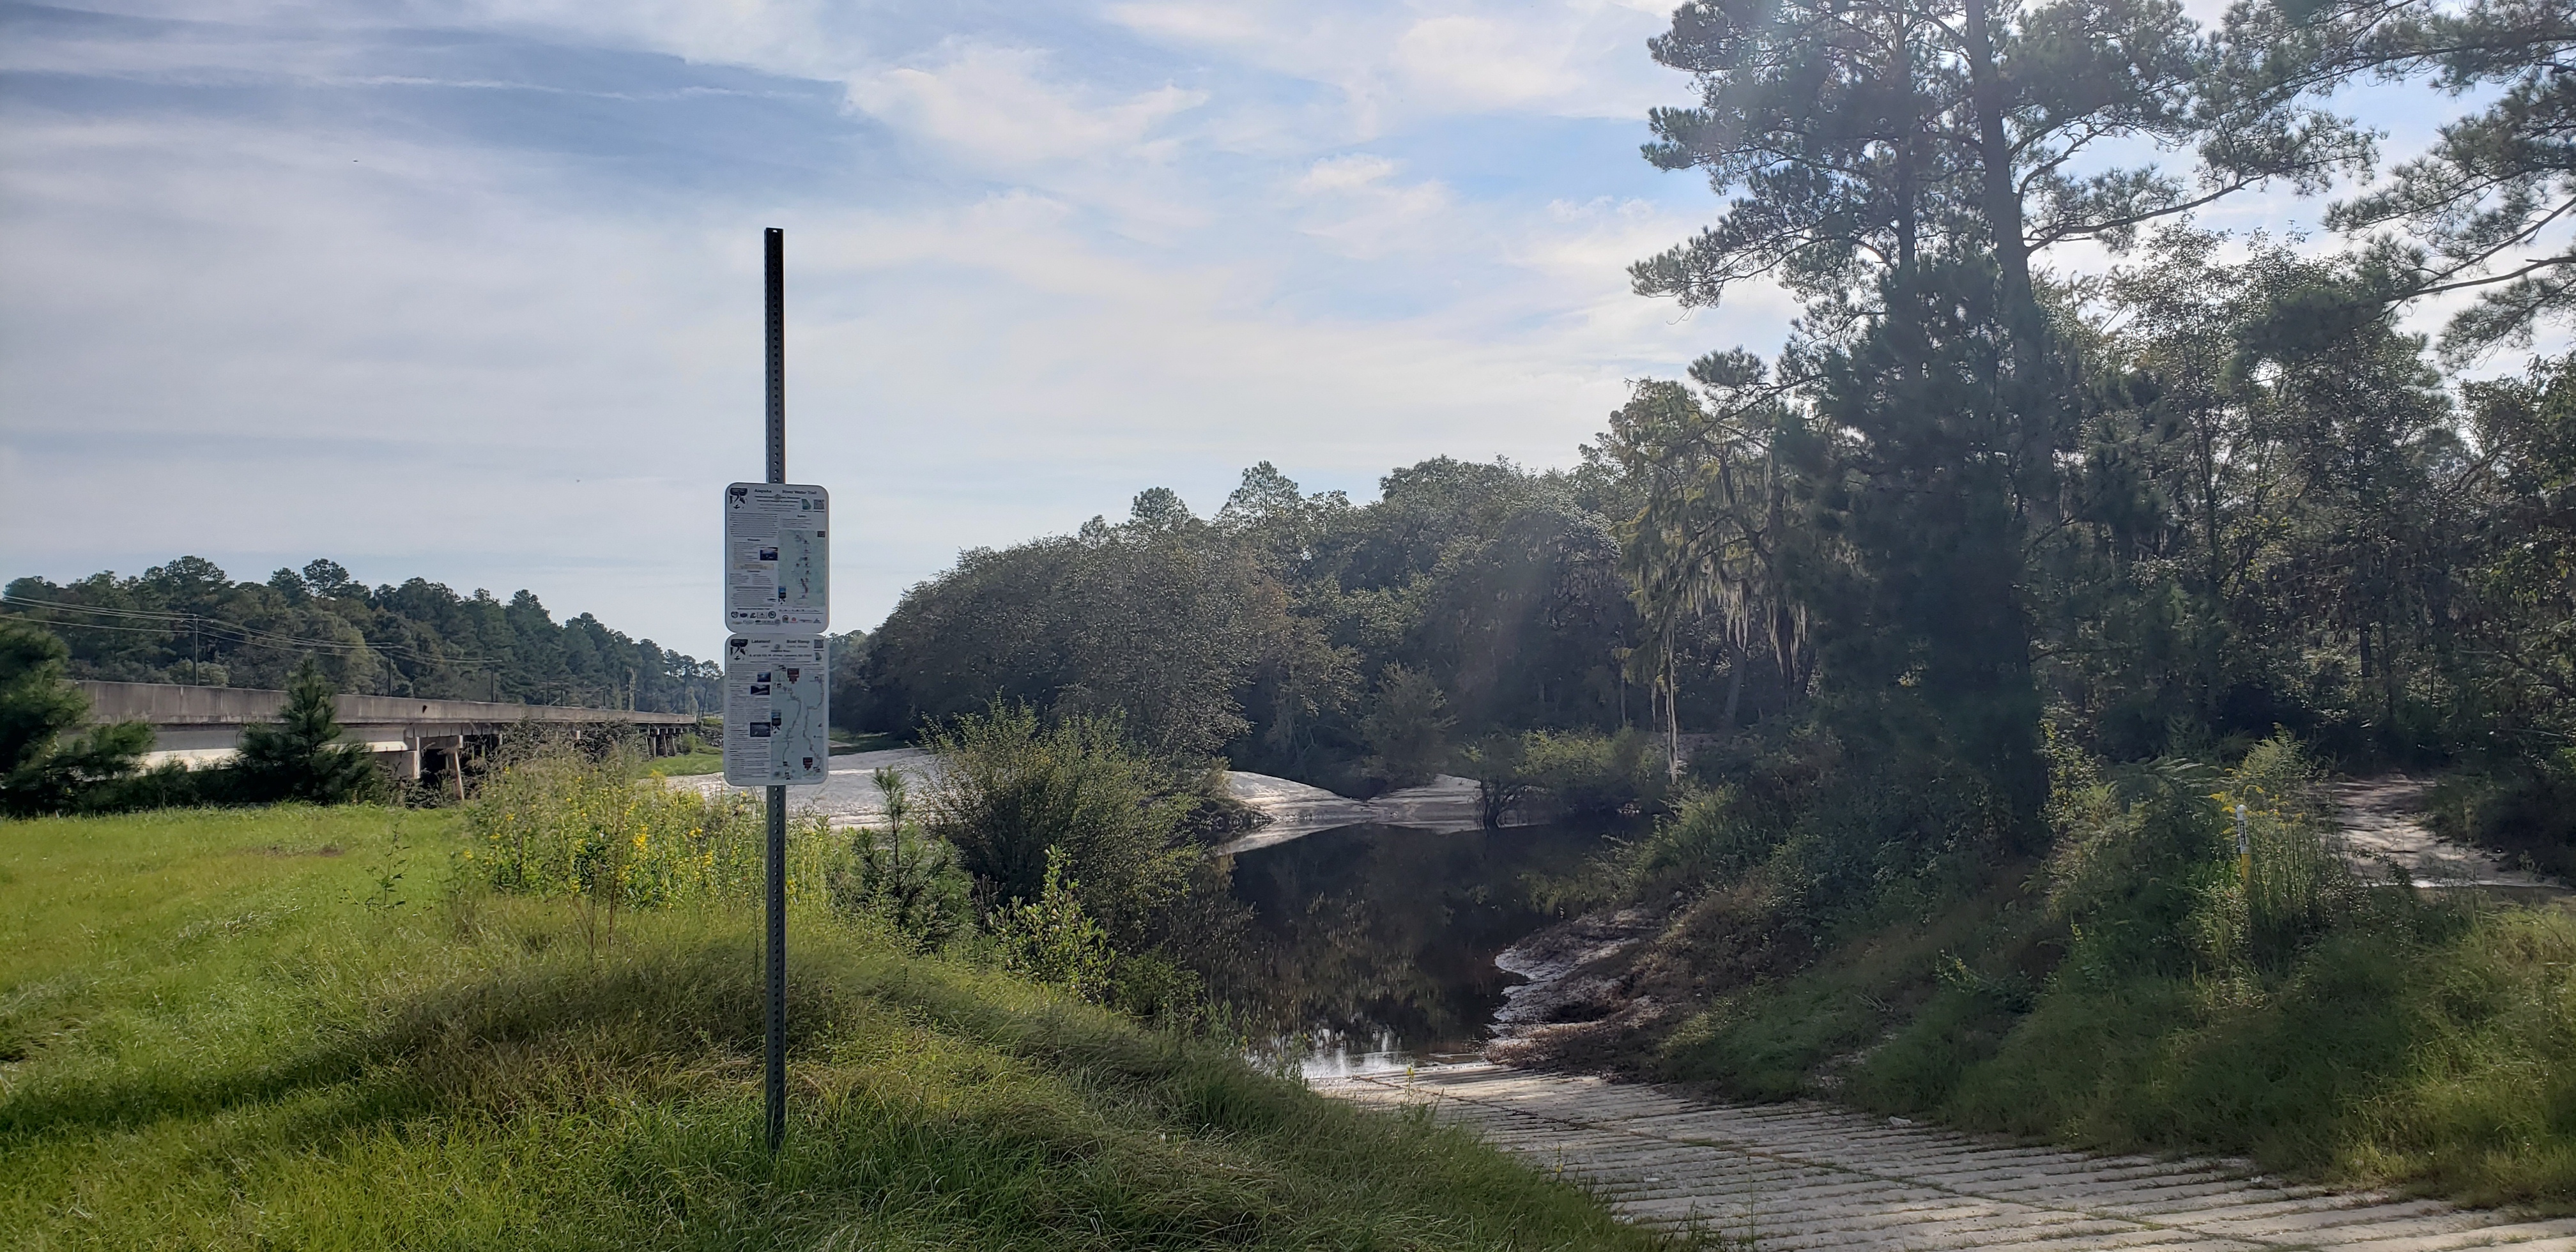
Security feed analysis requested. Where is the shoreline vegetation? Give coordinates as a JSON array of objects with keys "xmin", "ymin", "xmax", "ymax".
[{"xmin": 1502, "ymin": 738, "xmax": 2576, "ymax": 1212}]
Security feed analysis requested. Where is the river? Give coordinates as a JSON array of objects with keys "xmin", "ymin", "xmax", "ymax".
[
  {"xmin": 1218, "ymin": 818, "xmax": 1639, "ymax": 1080},
  {"xmin": 687, "ymin": 752, "xmax": 1641, "ymax": 1077}
]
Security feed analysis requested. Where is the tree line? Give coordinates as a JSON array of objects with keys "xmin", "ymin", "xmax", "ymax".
[{"xmin": 3, "ymin": 557, "xmax": 723, "ymax": 714}]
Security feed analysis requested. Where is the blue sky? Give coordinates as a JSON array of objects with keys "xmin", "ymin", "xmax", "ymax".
[{"xmin": 0, "ymin": 0, "xmax": 2499, "ymax": 658}]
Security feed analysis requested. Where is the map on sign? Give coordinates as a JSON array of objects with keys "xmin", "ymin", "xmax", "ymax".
[
  {"xmin": 721, "ymin": 636, "xmax": 830, "ymax": 786},
  {"xmin": 723, "ymin": 483, "xmax": 829, "ymax": 635}
]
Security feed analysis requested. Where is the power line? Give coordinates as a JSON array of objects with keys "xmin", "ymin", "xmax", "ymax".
[{"xmin": 0, "ymin": 593, "xmax": 496, "ymax": 667}]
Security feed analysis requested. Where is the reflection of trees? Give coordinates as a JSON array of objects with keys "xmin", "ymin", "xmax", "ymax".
[{"xmin": 1218, "ymin": 824, "xmax": 1611, "ymax": 1048}]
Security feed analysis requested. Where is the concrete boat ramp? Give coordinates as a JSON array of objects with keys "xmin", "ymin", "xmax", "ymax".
[{"xmin": 1321, "ymin": 1064, "xmax": 2576, "ymax": 1249}]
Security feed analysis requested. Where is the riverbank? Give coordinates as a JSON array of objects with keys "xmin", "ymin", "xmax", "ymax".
[
  {"xmin": 0, "ymin": 806, "xmax": 1673, "ymax": 1249},
  {"xmin": 1485, "ymin": 767, "xmax": 2576, "ymax": 1210}
]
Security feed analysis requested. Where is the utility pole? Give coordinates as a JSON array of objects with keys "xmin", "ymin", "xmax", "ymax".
[{"xmin": 762, "ymin": 225, "xmax": 788, "ymax": 1155}]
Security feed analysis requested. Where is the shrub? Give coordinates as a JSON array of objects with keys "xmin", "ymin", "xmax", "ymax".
[
  {"xmin": 827, "ymin": 767, "xmax": 971, "ymax": 952},
  {"xmin": 2046, "ymin": 731, "xmax": 2356, "ymax": 981},
  {"xmin": 923, "ymin": 701, "xmax": 1198, "ymax": 950},
  {"xmin": 1454, "ymin": 732, "xmax": 1535, "ymax": 828},
  {"xmin": 990, "ymin": 848, "xmax": 1115, "ymax": 1002},
  {"xmin": 1522, "ymin": 727, "xmax": 1667, "ymax": 818},
  {"xmin": 2430, "ymin": 749, "xmax": 2576, "ymax": 881},
  {"xmin": 1625, "ymin": 784, "xmax": 1781, "ymax": 897}
]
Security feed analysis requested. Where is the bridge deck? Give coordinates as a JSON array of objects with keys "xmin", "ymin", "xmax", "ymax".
[{"xmin": 79, "ymin": 680, "xmax": 696, "ymax": 775}]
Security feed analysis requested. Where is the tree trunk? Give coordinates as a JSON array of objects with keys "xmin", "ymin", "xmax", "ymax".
[{"xmin": 1962, "ymin": 0, "xmax": 2032, "ymax": 331}]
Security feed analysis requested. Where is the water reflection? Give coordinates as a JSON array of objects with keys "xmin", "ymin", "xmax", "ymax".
[{"xmin": 1220, "ymin": 820, "xmax": 1632, "ymax": 1080}]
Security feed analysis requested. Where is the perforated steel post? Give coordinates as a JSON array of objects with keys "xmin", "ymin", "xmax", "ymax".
[{"xmin": 763, "ymin": 226, "xmax": 788, "ymax": 1154}]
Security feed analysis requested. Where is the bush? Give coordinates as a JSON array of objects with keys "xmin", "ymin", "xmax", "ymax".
[
  {"xmin": 1453, "ymin": 732, "xmax": 1535, "ymax": 828},
  {"xmin": 923, "ymin": 701, "xmax": 1199, "ymax": 950},
  {"xmin": 2432, "ymin": 749, "xmax": 2576, "ymax": 881},
  {"xmin": 1625, "ymin": 784, "xmax": 1781, "ymax": 897},
  {"xmin": 990, "ymin": 848, "xmax": 1116, "ymax": 1002},
  {"xmin": 826, "ymin": 767, "xmax": 970, "ymax": 952},
  {"xmin": 1521, "ymin": 727, "xmax": 1667, "ymax": 818},
  {"xmin": 2045, "ymin": 731, "xmax": 2358, "ymax": 982}
]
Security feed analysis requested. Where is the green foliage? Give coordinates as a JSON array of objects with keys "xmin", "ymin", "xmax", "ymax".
[
  {"xmin": 1360, "ymin": 664, "xmax": 1453, "ymax": 790},
  {"xmin": 0, "ymin": 620, "xmax": 153, "ymax": 816},
  {"xmin": 1452, "ymin": 732, "xmax": 1532, "ymax": 828},
  {"xmin": 4, "ymin": 555, "xmax": 719, "ymax": 711},
  {"xmin": 0, "ymin": 807, "xmax": 1673, "ymax": 1250},
  {"xmin": 230, "ymin": 660, "xmax": 390, "ymax": 805},
  {"xmin": 825, "ymin": 767, "xmax": 970, "ymax": 952},
  {"xmin": 990, "ymin": 848, "xmax": 1116, "ymax": 1002},
  {"xmin": 1625, "ymin": 786, "xmax": 1781, "ymax": 899},
  {"xmin": 465, "ymin": 736, "xmax": 784, "ymax": 917},
  {"xmin": 923, "ymin": 701, "xmax": 1199, "ymax": 952},
  {"xmin": 1520, "ymin": 727, "xmax": 1667, "ymax": 818},
  {"xmin": 1623, "ymin": 730, "xmax": 2576, "ymax": 1206},
  {"xmin": 2309, "ymin": 0, "xmax": 2576, "ymax": 357},
  {"xmin": 854, "ymin": 495, "xmax": 1293, "ymax": 758},
  {"xmin": 856, "ymin": 461, "xmax": 1643, "ymax": 792},
  {"xmin": 2430, "ymin": 751, "xmax": 2576, "ymax": 882},
  {"xmin": 2043, "ymin": 733, "xmax": 2350, "ymax": 981},
  {"xmin": 1452, "ymin": 728, "xmax": 1669, "ymax": 828}
]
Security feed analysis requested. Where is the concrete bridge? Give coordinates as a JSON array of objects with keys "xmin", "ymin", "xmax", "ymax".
[{"xmin": 79, "ymin": 680, "xmax": 698, "ymax": 789}]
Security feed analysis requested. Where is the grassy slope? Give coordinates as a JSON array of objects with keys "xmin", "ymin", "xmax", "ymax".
[
  {"xmin": 0, "ymin": 808, "xmax": 1670, "ymax": 1251},
  {"xmin": 1649, "ymin": 887, "xmax": 2576, "ymax": 1210}
]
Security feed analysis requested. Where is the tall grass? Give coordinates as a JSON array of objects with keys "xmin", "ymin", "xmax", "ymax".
[
  {"xmin": 0, "ymin": 805, "xmax": 1681, "ymax": 1250},
  {"xmin": 462, "ymin": 741, "xmax": 842, "ymax": 964}
]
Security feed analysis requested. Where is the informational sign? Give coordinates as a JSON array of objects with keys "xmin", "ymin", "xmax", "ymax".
[
  {"xmin": 721, "ymin": 635, "xmax": 830, "ymax": 786},
  {"xmin": 724, "ymin": 483, "xmax": 829, "ymax": 636}
]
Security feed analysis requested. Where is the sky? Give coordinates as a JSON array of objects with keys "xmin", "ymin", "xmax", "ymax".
[{"xmin": 0, "ymin": 0, "xmax": 2494, "ymax": 659}]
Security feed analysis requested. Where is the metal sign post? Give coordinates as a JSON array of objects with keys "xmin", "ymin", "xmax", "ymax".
[
  {"xmin": 762, "ymin": 227, "xmax": 787, "ymax": 1154},
  {"xmin": 729, "ymin": 228, "xmax": 831, "ymax": 1153}
]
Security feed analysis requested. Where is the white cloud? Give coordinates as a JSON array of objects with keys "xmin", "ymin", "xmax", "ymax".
[
  {"xmin": 1394, "ymin": 15, "xmax": 1583, "ymax": 111},
  {"xmin": 848, "ymin": 43, "xmax": 1206, "ymax": 170},
  {"xmin": 1108, "ymin": 0, "xmax": 1683, "ymax": 131},
  {"xmin": 1298, "ymin": 153, "xmax": 1402, "ymax": 194}
]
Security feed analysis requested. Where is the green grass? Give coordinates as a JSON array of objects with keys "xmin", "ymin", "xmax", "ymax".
[
  {"xmin": 644, "ymin": 749, "xmax": 726, "ymax": 777},
  {"xmin": 1652, "ymin": 887, "xmax": 2576, "ymax": 1210},
  {"xmin": 0, "ymin": 807, "xmax": 1673, "ymax": 1250}
]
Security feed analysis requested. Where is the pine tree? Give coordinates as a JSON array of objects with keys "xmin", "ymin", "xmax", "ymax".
[
  {"xmin": 233, "ymin": 659, "xmax": 387, "ymax": 804},
  {"xmin": 0, "ymin": 621, "xmax": 153, "ymax": 816}
]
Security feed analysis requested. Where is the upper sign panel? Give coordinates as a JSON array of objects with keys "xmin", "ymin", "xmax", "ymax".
[{"xmin": 723, "ymin": 483, "xmax": 829, "ymax": 635}]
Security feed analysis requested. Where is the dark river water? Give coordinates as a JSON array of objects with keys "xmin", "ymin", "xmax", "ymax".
[{"xmin": 1218, "ymin": 820, "xmax": 1636, "ymax": 1080}]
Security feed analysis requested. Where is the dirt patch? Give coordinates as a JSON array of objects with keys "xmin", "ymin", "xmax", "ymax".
[{"xmin": 2328, "ymin": 775, "xmax": 2569, "ymax": 901}]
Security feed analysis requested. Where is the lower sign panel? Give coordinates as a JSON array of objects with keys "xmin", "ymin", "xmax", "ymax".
[{"xmin": 721, "ymin": 636, "xmax": 830, "ymax": 786}]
